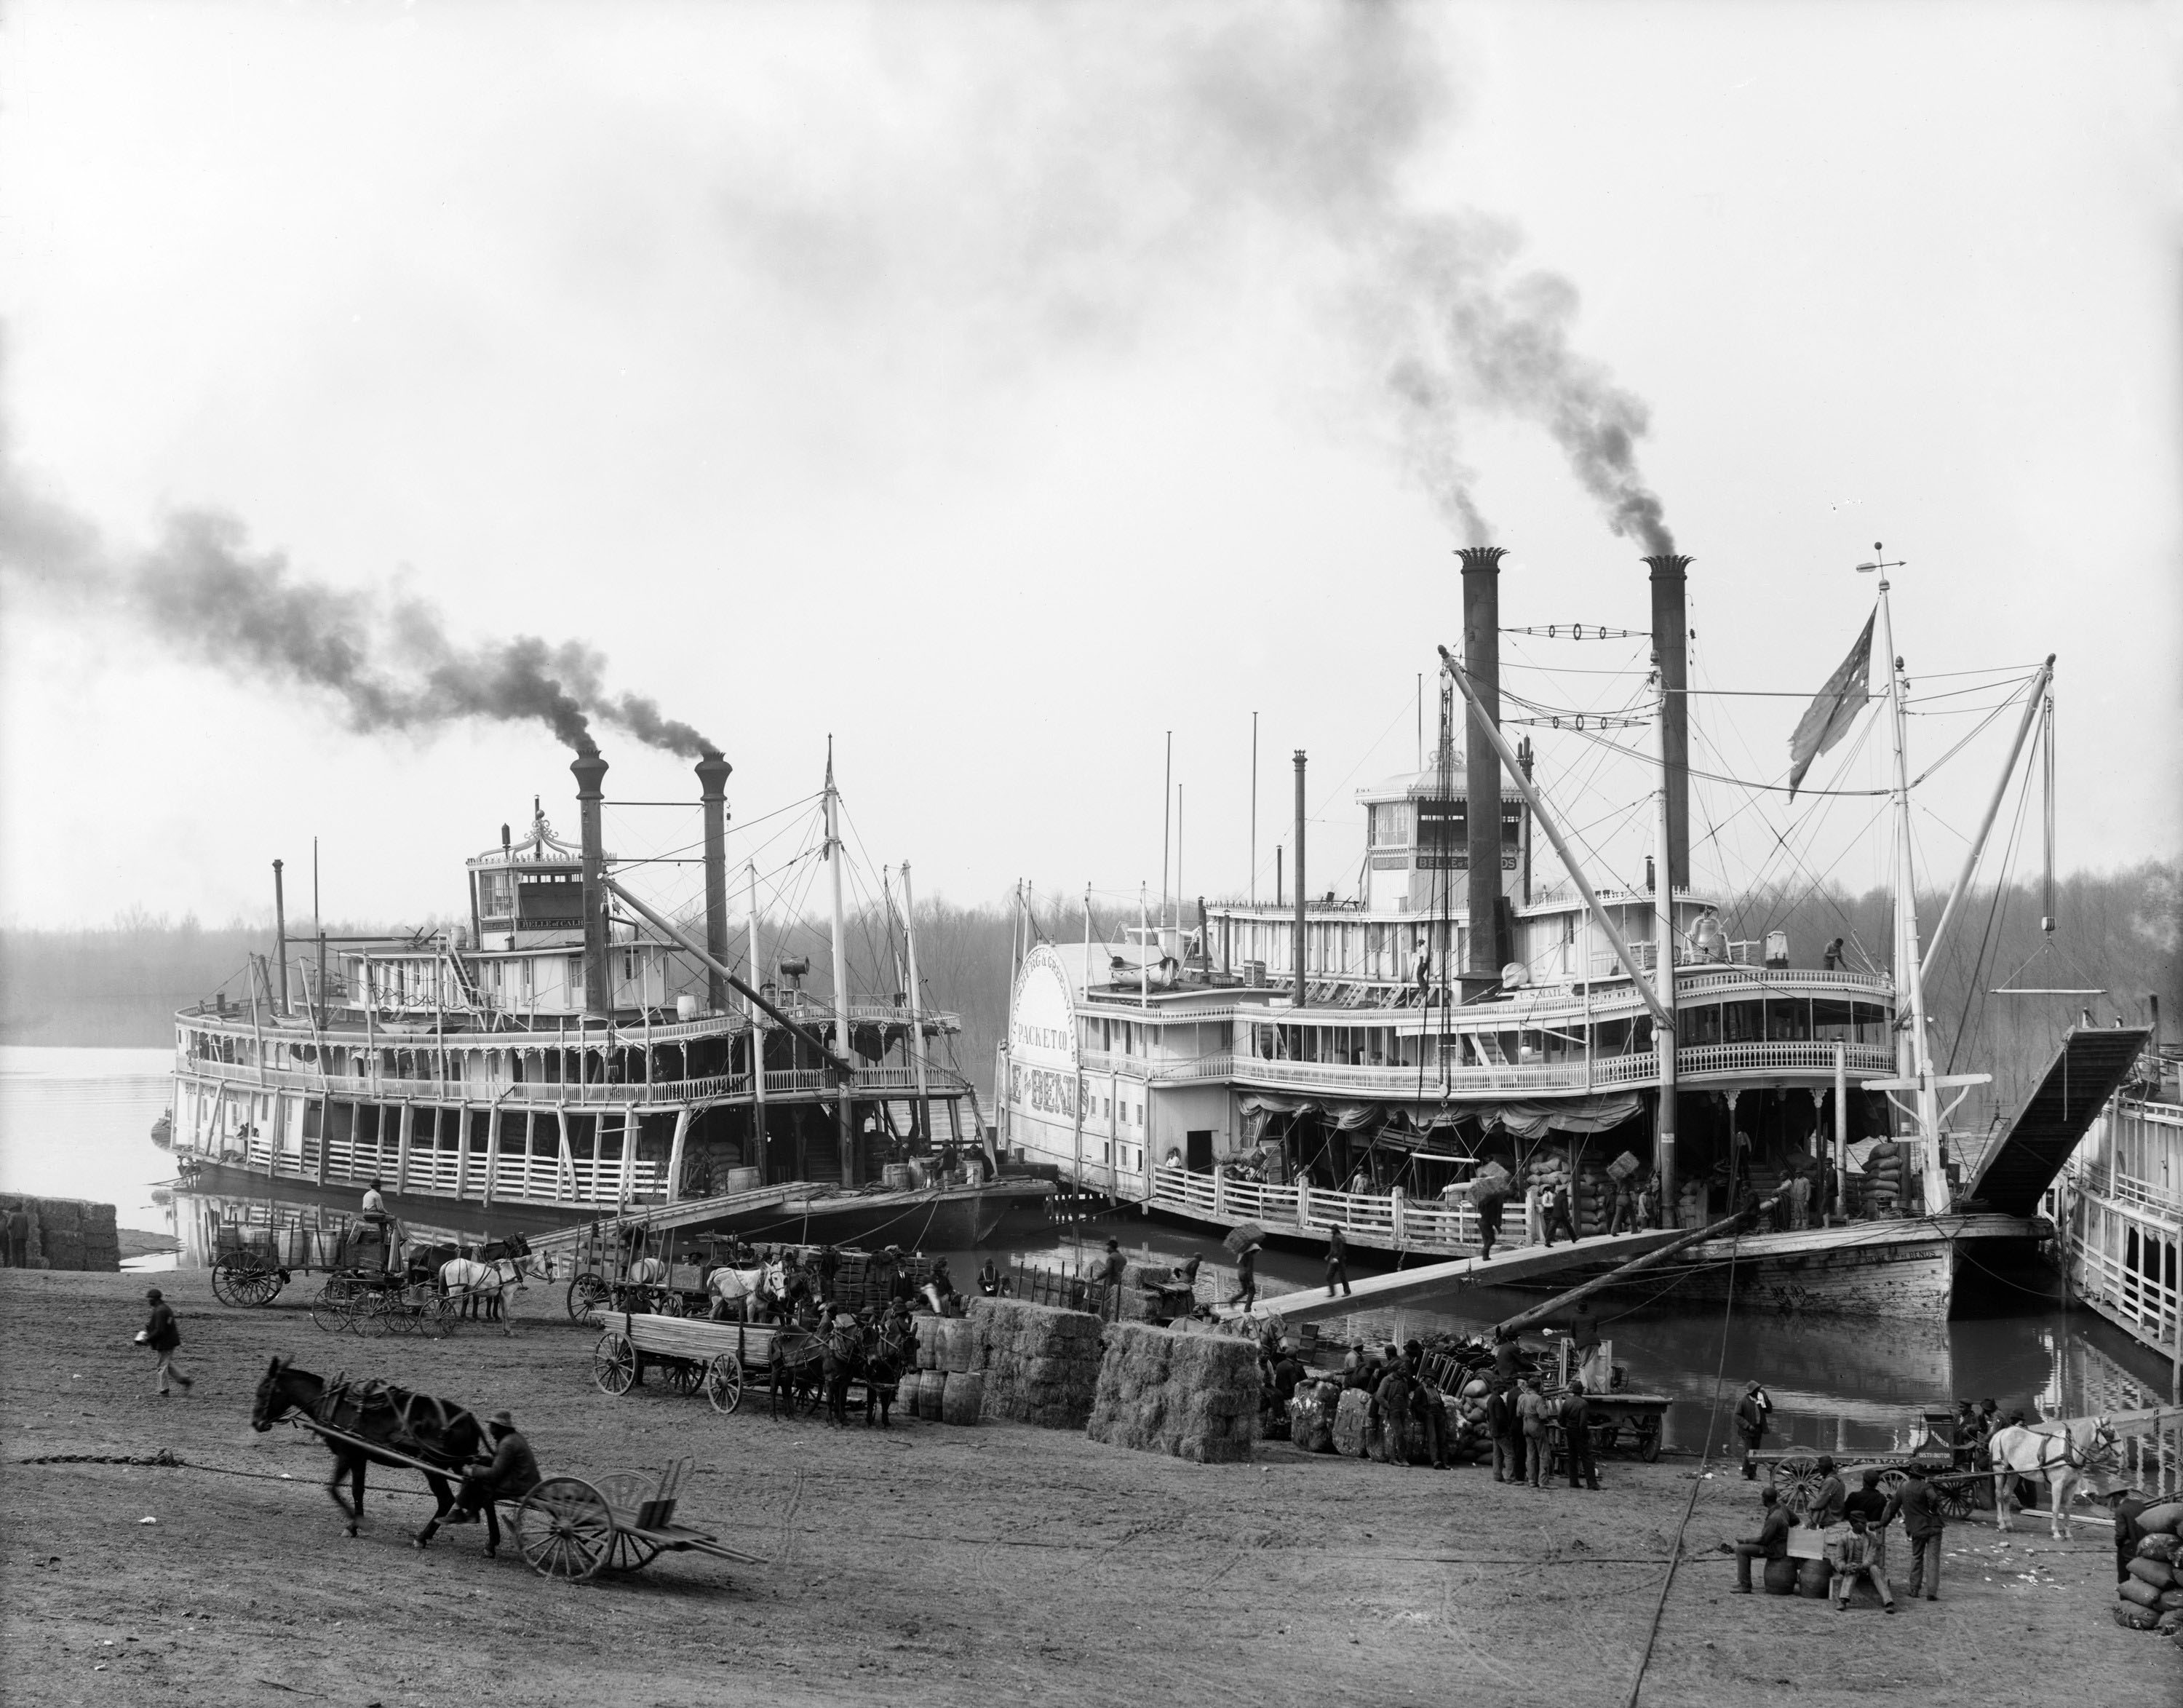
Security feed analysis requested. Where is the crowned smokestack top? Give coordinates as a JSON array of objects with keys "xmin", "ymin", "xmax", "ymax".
[
  {"xmin": 570, "ymin": 744, "xmax": 610, "ymax": 1017},
  {"xmin": 1459, "ymin": 546, "xmax": 1506, "ymax": 991},
  {"xmin": 1644, "ymin": 554, "xmax": 1693, "ymax": 893},
  {"xmin": 695, "ymin": 748, "xmax": 733, "ymax": 1014}
]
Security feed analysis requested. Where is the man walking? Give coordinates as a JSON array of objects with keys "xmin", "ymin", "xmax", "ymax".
[
  {"xmin": 1324, "ymin": 1223, "xmax": 1351, "ymax": 1298},
  {"xmin": 140, "ymin": 1287, "xmax": 191, "ymax": 1397},
  {"xmin": 1516, "ymin": 1377, "xmax": 1550, "ymax": 1489},
  {"xmin": 1476, "ymin": 1182, "xmax": 1508, "ymax": 1261},
  {"xmin": 1229, "ymin": 1239, "xmax": 1261, "ymax": 1311},
  {"xmin": 1608, "ymin": 1177, "xmax": 1635, "ymax": 1236},
  {"xmin": 1734, "ymin": 1379, "xmax": 1774, "ymax": 1479},
  {"xmin": 1543, "ymin": 1183, "xmax": 1578, "ymax": 1247},
  {"xmin": 1560, "ymin": 1378, "xmax": 1600, "ymax": 1490},
  {"xmin": 1730, "ymin": 1486, "xmax": 1792, "ymax": 1592},
  {"xmin": 1894, "ymin": 1463, "xmax": 1946, "ymax": 1600}
]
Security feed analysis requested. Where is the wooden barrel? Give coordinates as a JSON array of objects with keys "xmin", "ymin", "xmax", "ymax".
[
  {"xmin": 915, "ymin": 1370, "xmax": 947, "ymax": 1421},
  {"xmin": 1797, "ymin": 1557, "xmax": 1832, "ymax": 1597},
  {"xmin": 942, "ymin": 1371, "xmax": 983, "ymax": 1426},
  {"xmin": 1763, "ymin": 1557, "xmax": 1800, "ymax": 1596}
]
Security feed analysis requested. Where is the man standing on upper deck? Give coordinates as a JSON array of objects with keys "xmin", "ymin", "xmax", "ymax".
[{"xmin": 1786, "ymin": 1169, "xmax": 1813, "ymax": 1232}]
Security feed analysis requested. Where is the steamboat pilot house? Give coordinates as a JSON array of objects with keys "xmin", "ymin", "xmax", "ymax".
[
  {"xmin": 165, "ymin": 746, "xmax": 981, "ymax": 1223},
  {"xmin": 1001, "ymin": 549, "xmax": 1904, "ymax": 1257}
]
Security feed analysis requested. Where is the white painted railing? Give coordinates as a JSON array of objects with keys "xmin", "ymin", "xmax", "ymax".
[
  {"xmin": 180, "ymin": 1057, "xmax": 958, "ymax": 1107},
  {"xmin": 2069, "ymin": 1212, "xmax": 2182, "ymax": 1347},
  {"xmin": 1148, "ymin": 1164, "xmax": 1501, "ymax": 1252}
]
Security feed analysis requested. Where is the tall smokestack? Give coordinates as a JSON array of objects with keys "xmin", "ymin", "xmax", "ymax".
[
  {"xmin": 271, "ymin": 859, "xmax": 290, "ymax": 1014},
  {"xmin": 1459, "ymin": 546, "xmax": 1506, "ymax": 992},
  {"xmin": 1292, "ymin": 750, "xmax": 1308, "ymax": 1006},
  {"xmin": 1645, "ymin": 554, "xmax": 1693, "ymax": 892},
  {"xmin": 572, "ymin": 742, "xmax": 610, "ymax": 1017},
  {"xmin": 696, "ymin": 749, "xmax": 733, "ymax": 1012}
]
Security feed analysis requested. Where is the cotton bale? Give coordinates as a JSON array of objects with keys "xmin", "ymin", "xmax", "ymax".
[
  {"xmin": 2160, "ymin": 1589, "xmax": 2183, "ymax": 1614},
  {"xmin": 2158, "ymin": 1610, "xmax": 2183, "ymax": 1636}
]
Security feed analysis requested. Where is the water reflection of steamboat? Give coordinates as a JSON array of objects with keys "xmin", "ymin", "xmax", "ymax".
[
  {"xmin": 999, "ymin": 548, "xmax": 2141, "ymax": 1317},
  {"xmin": 163, "ymin": 748, "xmax": 1048, "ymax": 1251}
]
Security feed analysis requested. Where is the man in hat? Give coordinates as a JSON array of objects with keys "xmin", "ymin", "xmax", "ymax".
[
  {"xmin": 1841, "ymin": 1466, "xmax": 1896, "ymax": 1574},
  {"xmin": 1893, "ymin": 1463, "xmax": 1946, "ymax": 1600},
  {"xmin": 1324, "ymin": 1223, "xmax": 1351, "ymax": 1298},
  {"xmin": 1543, "ymin": 1181, "xmax": 1578, "ymax": 1248},
  {"xmin": 454, "ymin": 1409, "xmax": 540, "ymax": 1538},
  {"xmin": 2106, "ymin": 1486, "xmax": 2152, "ymax": 1585},
  {"xmin": 1476, "ymin": 1181, "xmax": 1508, "ymax": 1261},
  {"xmin": 1516, "ymin": 1377, "xmax": 1551, "ymax": 1489},
  {"xmin": 1826, "ymin": 1509, "xmax": 1897, "ymax": 1612},
  {"xmin": 1729, "ymin": 1485, "xmax": 1791, "ymax": 1592},
  {"xmin": 1559, "ymin": 1378, "xmax": 1600, "ymax": 1490},
  {"xmin": 140, "ymin": 1287, "xmax": 191, "ymax": 1397},
  {"xmin": 359, "ymin": 1178, "xmax": 388, "ymax": 1226},
  {"xmin": 1098, "ymin": 1239, "xmax": 1126, "ymax": 1320},
  {"xmin": 1809, "ymin": 1457, "xmax": 1848, "ymax": 1530},
  {"xmin": 1229, "ymin": 1239, "xmax": 1260, "ymax": 1311},
  {"xmin": 1734, "ymin": 1379, "xmax": 1774, "ymax": 1479}
]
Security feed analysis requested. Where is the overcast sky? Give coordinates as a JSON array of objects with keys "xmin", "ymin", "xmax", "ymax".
[{"xmin": 1, "ymin": 1, "xmax": 2176, "ymax": 941}]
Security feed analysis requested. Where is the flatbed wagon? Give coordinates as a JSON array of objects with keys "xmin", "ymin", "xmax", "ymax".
[
  {"xmin": 590, "ymin": 1308, "xmax": 824, "ymax": 1415},
  {"xmin": 1549, "ymin": 1392, "xmax": 1671, "ymax": 1466},
  {"xmin": 1749, "ymin": 1410, "xmax": 1991, "ymax": 1518}
]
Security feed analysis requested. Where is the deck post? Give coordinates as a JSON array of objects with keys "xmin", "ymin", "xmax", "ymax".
[
  {"xmin": 314, "ymin": 1093, "xmax": 328, "ymax": 1185},
  {"xmin": 1391, "ymin": 1185, "xmax": 1407, "ymax": 1247},
  {"xmin": 482, "ymin": 1103, "xmax": 501, "ymax": 1206},
  {"xmin": 1297, "ymin": 1179, "xmax": 1312, "ymax": 1229},
  {"xmin": 556, "ymin": 1105, "xmax": 576, "ymax": 1203},
  {"xmin": 1213, "ymin": 1167, "xmax": 1226, "ymax": 1218},
  {"xmin": 621, "ymin": 1103, "xmax": 637, "ymax": 1204},
  {"xmin": 666, "ymin": 1107, "xmax": 692, "ymax": 1204},
  {"xmin": 394, "ymin": 1102, "xmax": 413, "ymax": 1193},
  {"xmin": 454, "ymin": 1105, "xmax": 470, "ymax": 1200}
]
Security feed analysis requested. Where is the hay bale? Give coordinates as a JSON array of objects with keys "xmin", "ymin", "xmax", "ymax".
[
  {"xmin": 1086, "ymin": 1322, "xmax": 1258, "ymax": 1464},
  {"xmin": 965, "ymin": 1298, "xmax": 1104, "ymax": 1429},
  {"xmin": 942, "ymin": 1371, "xmax": 983, "ymax": 1426}
]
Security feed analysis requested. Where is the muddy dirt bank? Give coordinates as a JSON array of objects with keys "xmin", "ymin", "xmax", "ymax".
[{"xmin": 2, "ymin": 1270, "xmax": 2174, "ymax": 1707}]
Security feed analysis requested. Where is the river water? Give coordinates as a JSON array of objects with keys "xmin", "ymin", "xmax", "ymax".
[{"xmin": 7, "ymin": 1045, "xmax": 2176, "ymax": 1496}]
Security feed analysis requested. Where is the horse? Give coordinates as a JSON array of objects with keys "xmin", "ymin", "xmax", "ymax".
[
  {"xmin": 250, "ymin": 1356, "xmax": 495, "ymax": 1552},
  {"xmin": 1989, "ymin": 1414, "xmax": 2118, "ymax": 1539},
  {"xmin": 766, "ymin": 1329, "xmax": 827, "ymax": 1418},
  {"xmin": 438, "ymin": 1246, "xmax": 548, "ymax": 1326},
  {"xmin": 862, "ymin": 1316, "xmax": 914, "ymax": 1428},
  {"xmin": 705, "ymin": 1258, "xmax": 786, "ymax": 1322}
]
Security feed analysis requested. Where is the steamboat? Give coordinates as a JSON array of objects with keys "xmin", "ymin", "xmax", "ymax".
[
  {"xmin": 2057, "ymin": 1039, "xmax": 2182, "ymax": 1378},
  {"xmin": 161, "ymin": 747, "xmax": 1048, "ymax": 1247},
  {"xmin": 997, "ymin": 546, "xmax": 2143, "ymax": 1318}
]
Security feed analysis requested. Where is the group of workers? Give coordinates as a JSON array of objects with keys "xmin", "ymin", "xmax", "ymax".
[{"xmin": 1729, "ymin": 1459, "xmax": 1946, "ymax": 1610}]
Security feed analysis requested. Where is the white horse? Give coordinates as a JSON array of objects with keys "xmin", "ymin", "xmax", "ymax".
[
  {"xmin": 1989, "ymin": 1414, "xmax": 2118, "ymax": 1539},
  {"xmin": 706, "ymin": 1258, "xmax": 785, "ymax": 1322},
  {"xmin": 438, "ymin": 1252, "xmax": 546, "ymax": 1327}
]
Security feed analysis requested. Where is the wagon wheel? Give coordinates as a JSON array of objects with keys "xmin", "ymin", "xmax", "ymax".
[
  {"xmin": 242, "ymin": 1267, "xmax": 288, "ymax": 1306},
  {"xmin": 1636, "ymin": 1415, "xmax": 1662, "ymax": 1463},
  {"xmin": 587, "ymin": 1471, "xmax": 665, "ymax": 1573},
  {"xmin": 354, "ymin": 1292, "xmax": 397, "ymax": 1337},
  {"xmin": 1875, "ymin": 1467, "xmax": 1912, "ymax": 1501},
  {"xmin": 659, "ymin": 1357, "xmax": 704, "ymax": 1397},
  {"xmin": 514, "ymin": 1478, "xmax": 613, "ymax": 1581},
  {"xmin": 413, "ymin": 1293, "xmax": 455, "ymax": 1339},
  {"xmin": 210, "ymin": 1254, "xmax": 255, "ymax": 1308},
  {"xmin": 1773, "ymin": 1455, "xmax": 1822, "ymax": 1517},
  {"xmin": 656, "ymin": 1290, "xmax": 686, "ymax": 1319},
  {"xmin": 566, "ymin": 1273, "xmax": 611, "ymax": 1325},
  {"xmin": 309, "ymin": 1282, "xmax": 354, "ymax": 1334},
  {"xmin": 704, "ymin": 1354, "xmax": 744, "ymax": 1415},
  {"xmin": 1931, "ymin": 1474, "xmax": 1981, "ymax": 1520},
  {"xmin": 592, "ymin": 1330, "xmax": 640, "ymax": 1396}
]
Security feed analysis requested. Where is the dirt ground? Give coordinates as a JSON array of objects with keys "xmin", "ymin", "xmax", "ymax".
[{"xmin": 3, "ymin": 1269, "xmax": 2176, "ymax": 1708}]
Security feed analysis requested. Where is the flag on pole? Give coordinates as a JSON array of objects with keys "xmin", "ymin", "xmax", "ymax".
[{"xmin": 1787, "ymin": 611, "xmax": 1875, "ymax": 796}]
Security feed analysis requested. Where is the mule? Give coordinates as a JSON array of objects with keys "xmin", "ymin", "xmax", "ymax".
[
  {"xmin": 767, "ymin": 1329, "xmax": 827, "ymax": 1418},
  {"xmin": 250, "ymin": 1356, "xmax": 495, "ymax": 1552},
  {"xmin": 1989, "ymin": 1414, "xmax": 2118, "ymax": 1540},
  {"xmin": 705, "ymin": 1259, "xmax": 786, "ymax": 1322},
  {"xmin": 862, "ymin": 1317, "xmax": 913, "ymax": 1428}
]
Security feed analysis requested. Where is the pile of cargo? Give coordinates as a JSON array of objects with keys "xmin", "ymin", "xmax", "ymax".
[
  {"xmin": 2113, "ymin": 1498, "xmax": 2183, "ymax": 1641},
  {"xmin": 963, "ymin": 1297, "xmax": 1105, "ymax": 1429},
  {"xmin": 1288, "ymin": 1373, "xmax": 1493, "ymax": 1465},
  {"xmin": 1084, "ymin": 1320, "xmax": 1259, "ymax": 1464},
  {"xmin": 1856, "ymin": 1140, "xmax": 1907, "ymax": 1218},
  {"xmin": 907, "ymin": 1314, "xmax": 987, "ymax": 1425},
  {"xmin": 0, "ymin": 1195, "xmax": 120, "ymax": 1272}
]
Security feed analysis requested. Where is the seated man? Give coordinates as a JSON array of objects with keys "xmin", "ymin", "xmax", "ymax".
[
  {"xmin": 1826, "ymin": 1510, "xmax": 1896, "ymax": 1611},
  {"xmin": 1730, "ymin": 1485, "xmax": 1791, "ymax": 1592},
  {"xmin": 454, "ymin": 1409, "xmax": 541, "ymax": 1529},
  {"xmin": 1840, "ymin": 1466, "xmax": 1896, "ymax": 1574},
  {"xmin": 1807, "ymin": 1455, "xmax": 1848, "ymax": 1529}
]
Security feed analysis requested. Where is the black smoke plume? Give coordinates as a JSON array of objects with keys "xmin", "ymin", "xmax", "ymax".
[{"xmin": 0, "ymin": 416, "xmax": 716, "ymax": 759}]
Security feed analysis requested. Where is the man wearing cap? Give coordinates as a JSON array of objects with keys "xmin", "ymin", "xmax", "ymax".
[
  {"xmin": 1559, "ymin": 1378, "xmax": 1601, "ymax": 1490},
  {"xmin": 453, "ymin": 1410, "xmax": 540, "ymax": 1540},
  {"xmin": 1809, "ymin": 1456, "xmax": 1848, "ymax": 1530},
  {"xmin": 1729, "ymin": 1485, "xmax": 1791, "ymax": 1592},
  {"xmin": 1099, "ymin": 1239, "xmax": 1127, "ymax": 1321},
  {"xmin": 1734, "ymin": 1379, "xmax": 1774, "ymax": 1479},
  {"xmin": 140, "ymin": 1287, "xmax": 191, "ymax": 1397},
  {"xmin": 1893, "ymin": 1463, "xmax": 1946, "ymax": 1600}
]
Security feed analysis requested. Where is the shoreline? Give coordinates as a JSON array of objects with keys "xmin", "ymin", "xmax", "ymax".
[{"xmin": 4, "ymin": 1269, "xmax": 2178, "ymax": 1705}]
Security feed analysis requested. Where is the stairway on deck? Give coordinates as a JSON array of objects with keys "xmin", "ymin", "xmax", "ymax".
[{"xmin": 1964, "ymin": 1026, "xmax": 2152, "ymax": 1216}]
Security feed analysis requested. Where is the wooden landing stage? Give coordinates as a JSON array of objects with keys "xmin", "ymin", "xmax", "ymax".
[{"xmin": 1219, "ymin": 1228, "xmax": 1687, "ymax": 1327}]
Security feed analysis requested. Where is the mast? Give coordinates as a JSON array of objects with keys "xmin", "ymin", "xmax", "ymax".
[
  {"xmin": 1870, "ymin": 555, "xmax": 1947, "ymax": 1214},
  {"xmin": 747, "ymin": 857, "xmax": 768, "ymax": 1181},
  {"xmin": 824, "ymin": 742, "xmax": 856, "ymax": 1186},
  {"xmin": 900, "ymin": 861, "xmax": 931, "ymax": 1151},
  {"xmin": 1654, "ymin": 665, "xmax": 1679, "ymax": 1221}
]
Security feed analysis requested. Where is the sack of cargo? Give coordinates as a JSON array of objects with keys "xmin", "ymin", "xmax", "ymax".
[
  {"xmin": 2114, "ymin": 1602, "xmax": 2162, "ymax": 1631},
  {"xmin": 2158, "ymin": 1609, "xmax": 2183, "ymax": 1636},
  {"xmin": 2118, "ymin": 1576, "xmax": 2164, "ymax": 1610},
  {"xmin": 1797, "ymin": 1558, "xmax": 1832, "ymax": 1597},
  {"xmin": 1466, "ymin": 1163, "xmax": 1511, "ymax": 1206},
  {"xmin": 1332, "ymin": 1389, "xmax": 1372, "ymax": 1458},
  {"xmin": 2137, "ymin": 1533, "xmax": 2180, "ymax": 1564},
  {"xmin": 2160, "ymin": 1589, "xmax": 2183, "ymax": 1613},
  {"xmin": 1289, "ymin": 1391, "xmax": 1335, "ymax": 1454},
  {"xmin": 2126, "ymin": 1556, "xmax": 2175, "ymax": 1592},
  {"xmin": 1762, "ymin": 1558, "xmax": 1798, "ymax": 1595},
  {"xmin": 2136, "ymin": 1501, "xmax": 2183, "ymax": 1536},
  {"xmin": 1462, "ymin": 1378, "xmax": 1489, "ymax": 1399},
  {"xmin": 1606, "ymin": 1151, "xmax": 1641, "ymax": 1181}
]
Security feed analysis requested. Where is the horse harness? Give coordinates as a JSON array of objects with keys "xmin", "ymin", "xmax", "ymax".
[{"xmin": 319, "ymin": 1373, "xmax": 475, "ymax": 1463}]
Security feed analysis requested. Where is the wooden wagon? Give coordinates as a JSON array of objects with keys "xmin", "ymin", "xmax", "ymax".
[
  {"xmin": 1751, "ymin": 1413, "xmax": 1989, "ymax": 1519},
  {"xmin": 590, "ymin": 1309, "xmax": 824, "ymax": 1415},
  {"xmin": 1548, "ymin": 1393, "xmax": 1671, "ymax": 1466}
]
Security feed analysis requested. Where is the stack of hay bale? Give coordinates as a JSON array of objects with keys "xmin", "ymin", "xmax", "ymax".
[
  {"xmin": 1115, "ymin": 1258, "xmax": 1195, "ymax": 1324},
  {"xmin": 1085, "ymin": 1321, "xmax": 1258, "ymax": 1464},
  {"xmin": 1287, "ymin": 1379, "xmax": 1341, "ymax": 1453},
  {"xmin": 0, "ymin": 1195, "xmax": 119, "ymax": 1271},
  {"xmin": 964, "ymin": 1297, "xmax": 1104, "ymax": 1429},
  {"xmin": 2114, "ymin": 1498, "xmax": 2183, "ymax": 1640}
]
